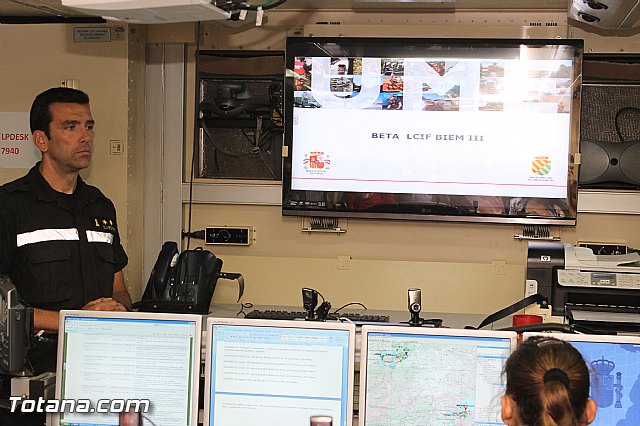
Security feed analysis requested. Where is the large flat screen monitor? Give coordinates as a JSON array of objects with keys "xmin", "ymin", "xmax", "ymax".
[
  {"xmin": 523, "ymin": 332, "xmax": 640, "ymax": 426},
  {"xmin": 283, "ymin": 37, "xmax": 584, "ymax": 225},
  {"xmin": 54, "ymin": 310, "xmax": 202, "ymax": 426},
  {"xmin": 359, "ymin": 326, "xmax": 517, "ymax": 425},
  {"xmin": 203, "ymin": 317, "xmax": 356, "ymax": 426}
]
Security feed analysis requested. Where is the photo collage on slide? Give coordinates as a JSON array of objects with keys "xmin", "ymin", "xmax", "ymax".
[{"xmin": 293, "ymin": 56, "xmax": 572, "ymax": 114}]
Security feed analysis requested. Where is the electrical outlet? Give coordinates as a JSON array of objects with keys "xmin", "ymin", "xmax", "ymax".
[
  {"xmin": 492, "ymin": 260, "xmax": 506, "ymax": 275},
  {"xmin": 579, "ymin": 242, "xmax": 627, "ymax": 256},
  {"xmin": 205, "ymin": 226, "xmax": 253, "ymax": 245},
  {"xmin": 337, "ymin": 255, "xmax": 351, "ymax": 270}
]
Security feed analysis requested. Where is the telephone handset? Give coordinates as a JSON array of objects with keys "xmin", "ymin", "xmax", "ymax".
[
  {"xmin": 148, "ymin": 241, "xmax": 179, "ymax": 299},
  {"xmin": 135, "ymin": 241, "xmax": 243, "ymax": 314}
]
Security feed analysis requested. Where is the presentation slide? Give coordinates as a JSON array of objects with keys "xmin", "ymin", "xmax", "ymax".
[{"xmin": 291, "ymin": 56, "xmax": 573, "ymax": 199}]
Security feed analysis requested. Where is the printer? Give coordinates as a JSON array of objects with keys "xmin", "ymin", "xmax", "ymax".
[{"xmin": 527, "ymin": 241, "xmax": 640, "ymax": 332}]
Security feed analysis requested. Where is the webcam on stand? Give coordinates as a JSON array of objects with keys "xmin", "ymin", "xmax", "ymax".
[
  {"xmin": 408, "ymin": 288, "xmax": 423, "ymax": 326},
  {"xmin": 302, "ymin": 287, "xmax": 331, "ymax": 321},
  {"xmin": 407, "ymin": 288, "xmax": 443, "ymax": 327},
  {"xmin": 302, "ymin": 287, "xmax": 318, "ymax": 320}
]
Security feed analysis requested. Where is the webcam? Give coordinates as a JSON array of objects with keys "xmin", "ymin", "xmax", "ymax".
[
  {"xmin": 302, "ymin": 288, "xmax": 319, "ymax": 320},
  {"xmin": 408, "ymin": 288, "xmax": 421, "ymax": 314},
  {"xmin": 405, "ymin": 288, "xmax": 443, "ymax": 327},
  {"xmin": 408, "ymin": 288, "xmax": 423, "ymax": 326}
]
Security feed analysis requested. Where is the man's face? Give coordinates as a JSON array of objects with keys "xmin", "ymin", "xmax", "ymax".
[{"xmin": 39, "ymin": 102, "xmax": 95, "ymax": 173}]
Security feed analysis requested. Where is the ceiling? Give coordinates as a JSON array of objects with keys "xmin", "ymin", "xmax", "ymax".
[{"xmin": 0, "ymin": 0, "xmax": 569, "ymax": 23}]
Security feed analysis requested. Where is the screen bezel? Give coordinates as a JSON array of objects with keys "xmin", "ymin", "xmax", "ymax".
[
  {"xmin": 282, "ymin": 36, "xmax": 584, "ymax": 225},
  {"xmin": 203, "ymin": 317, "xmax": 357, "ymax": 426},
  {"xmin": 523, "ymin": 331, "xmax": 640, "ymax": 346},
  {"xmin": 53, "ymin": 310, "xmax": 202, "ymax": 426},
  {"xmin": 358, "ymin": 326, "xmax": 517, "ymax": 425}
]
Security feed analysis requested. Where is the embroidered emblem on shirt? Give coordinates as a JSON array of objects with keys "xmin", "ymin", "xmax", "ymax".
[{"xmin": 93, "ymin": 218, "xmax": 116, "ymax": 232}]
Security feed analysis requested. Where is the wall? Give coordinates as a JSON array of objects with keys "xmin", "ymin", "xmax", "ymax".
[
  {"xmin": 0, "ymin": 24, "xmax": 139, "ymax": 296},
  {"xmin": 177, "ymin": 8, "xmax": 640, "ymax": 314},
  {"xmin": 2, "ymin": 7, "xmax": 639, "ymax": 316}
]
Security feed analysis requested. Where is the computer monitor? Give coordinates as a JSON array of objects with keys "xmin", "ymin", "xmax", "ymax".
[
  {"xmin": 54, "ymin": 310, "xmax": 202, "ymax": 426},
  {"xmin": 359, "ymin": 326, "xmax": 517, "ymax": 426},
  {"xmin": 203, "ymin": 317, "xmax": 357, "ymax": 426},
  {"xmin": 523, "ymin": 332, "xmax": 640, "ymax": 426}
]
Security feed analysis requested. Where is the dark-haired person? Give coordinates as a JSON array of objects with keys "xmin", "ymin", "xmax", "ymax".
[
  {"xmin": 502, "ymin": 336, "xmax": 597, "ymax": 426},
  {"xmin": 0, "ymin": 87, "xmax": 131, "ymax": 425}
]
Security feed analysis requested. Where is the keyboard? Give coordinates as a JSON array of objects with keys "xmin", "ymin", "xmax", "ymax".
[{"xmin": 245, "ymin": 309, "xmax": 390, "ymax": 323}]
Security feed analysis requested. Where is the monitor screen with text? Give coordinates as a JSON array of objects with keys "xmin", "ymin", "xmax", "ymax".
[
  {"xmin": 204, "ymin": 317, "xmax": 356, "ymax": 426},
  {"xmin": 359, "ymin": 326, "xmax": 517, "ymax": 426},
  {"xmin": 55, "ymin": 310, "xmax": 202, "ymax": 426}
]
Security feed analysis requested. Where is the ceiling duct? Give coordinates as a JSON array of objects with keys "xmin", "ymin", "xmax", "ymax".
[
  {"xmin": 61, "ymin": 0, "xmax": 230, "ymax": 23},
  {"xmin": 568, "ymin": 0, "xmax": 640, "ymax": 29}
]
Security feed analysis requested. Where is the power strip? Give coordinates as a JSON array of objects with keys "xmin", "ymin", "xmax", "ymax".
[{"xmin": 205, "ymin": 226, "xmax": 254, "ymax": 245}]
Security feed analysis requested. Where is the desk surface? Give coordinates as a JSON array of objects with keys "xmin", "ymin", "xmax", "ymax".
[{"xmin": 209, "ymin": 303, "xmax": 511, "ymax": 330}]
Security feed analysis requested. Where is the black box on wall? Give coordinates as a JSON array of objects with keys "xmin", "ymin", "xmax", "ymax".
[
  {"xmin": 579, "ymin": 55, "xmax": 640, "ymax": 189},
  {"xmin": 196, "ymin": 51, "xmax": 285, "ymax": 180}
]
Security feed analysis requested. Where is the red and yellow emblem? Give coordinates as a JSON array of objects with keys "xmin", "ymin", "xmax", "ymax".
[
  {"xmin": 303, "ymin": 152, "xmax": 331, "ymax": 169},
  {"xmin": 532, "ymin": 156, "xmax": 551, "ymax": 176}
]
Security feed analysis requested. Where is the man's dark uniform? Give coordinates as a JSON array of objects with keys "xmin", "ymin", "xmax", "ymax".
[{"xmin": 0, "ymin": 163, "xmax": 128, "ymax": 374}]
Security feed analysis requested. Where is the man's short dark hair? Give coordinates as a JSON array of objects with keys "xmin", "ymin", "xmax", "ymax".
[{"xmin": 30, "ymin": 87, "xmax": 90, "ymax": 137}]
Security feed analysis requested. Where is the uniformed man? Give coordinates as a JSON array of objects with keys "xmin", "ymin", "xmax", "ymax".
[{"xmin": 0, "ymin": 87, "xmax": 131, "ymax": 425}]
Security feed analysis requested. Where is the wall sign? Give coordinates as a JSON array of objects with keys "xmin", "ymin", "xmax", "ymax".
[
  {"xmin": 73, "ymin": 27, "xmax": 111, "ymax": 43},
  {"xmin": 0, "ymin": 113, "xmax": 40, "ymax": 168}
]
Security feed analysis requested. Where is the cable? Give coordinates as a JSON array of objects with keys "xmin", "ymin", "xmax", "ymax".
[
  {"xmin": 257, "ymin": 148, "xmax": 277, "ymax": 179},
  {"xmin": 202, "ymin": 118, "xmax": 265, "ymax": 158},
  {"xmin": 240, "ymin": 127, "xmax": 278, "ymax": 179},
  {"xmin": 216, "ymin": 0, "xmax": 287, "ymax": 11},
  {"xmin": 202, "ymin": 119, "xmax": 249, "ymax": 157},
  {"xmin": 185, "ymin": 22, "xmax": 204, "ymax": 252},
  {"xmin": 333, "ymin": 302, "xmax": 368, "ymax": 314},
  {"xmin": 316, "ymin": 289, "xmax": 325, "ymax": 303},
  {"xmin": 182, "ymin": 230, "xmax": 205, "ymax": 240},
  {"xmin": 237, "ymin": 302, "xmax": 254, "ymax": 317},
  {"xmin": 614, "ymin": 106, "xmax": 640, "ymax": 143},
  {"xmin": 200, "ymin": 100, "xmax": 271, "ymax": 118}
]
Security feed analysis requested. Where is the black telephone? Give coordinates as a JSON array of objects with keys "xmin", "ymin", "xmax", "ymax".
[{"xmin": 134, "ymin": 242, "xmax": 243, "ymax": 314}]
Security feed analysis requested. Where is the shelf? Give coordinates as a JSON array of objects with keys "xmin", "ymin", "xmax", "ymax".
[{"xmin": 577, "ymin": 189, "xmax": 640, "ymax": 215}]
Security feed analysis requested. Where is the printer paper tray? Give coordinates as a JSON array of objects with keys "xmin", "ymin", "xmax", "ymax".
[
  {"xmin": 567, "ymin": 304, "xmax": 640, "ymax": 333},
  {"xmin": 571, "ymin": 309, "xmax": 640, "ymax": 324}
]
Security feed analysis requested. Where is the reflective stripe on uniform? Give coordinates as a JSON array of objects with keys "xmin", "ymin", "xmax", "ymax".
[
  {"xmin": 16, "ymin": 228, "xmax": 79, "ymax": 247},
  {"xmin": 16, "ymin": 228, "xmax": 114, "ymax": 247},
  {"xmin": 86, "ymin": 230, "xmax": 113, "ymax": 244}
]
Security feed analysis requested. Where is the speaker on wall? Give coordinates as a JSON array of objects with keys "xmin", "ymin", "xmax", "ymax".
[
  {"xmin": 580, "ymin": 139, "xmax": 640, "ymax": 186},
  {"xmin": 579, "ymin": 84, "xmax": 640, "ymax": 189}
]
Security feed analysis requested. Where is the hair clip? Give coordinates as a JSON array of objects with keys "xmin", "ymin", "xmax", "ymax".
[{"xmin": 527, "ymin": 336, "xmax": 569, "ymax": 348}]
